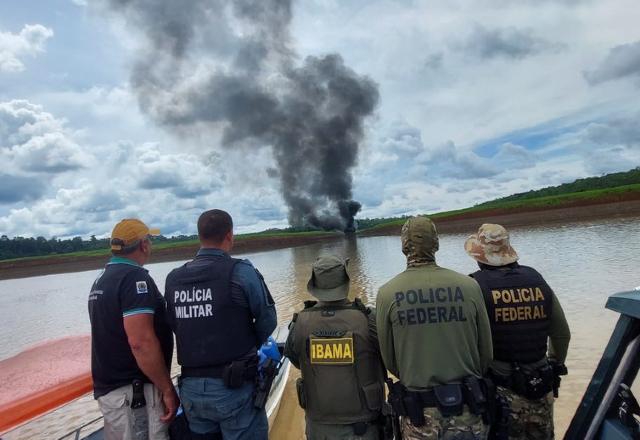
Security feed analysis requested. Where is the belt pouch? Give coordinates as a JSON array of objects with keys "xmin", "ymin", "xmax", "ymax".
[
  {"xmin": 295, "ymin": 377, "xmax": 307, "ymax": 409},
  {"xmin": 434, "ymin": 384, "xmax": 464, "ymax": 417},
  {"xmin": 352, "ymin": 422, "xmax": 368, "ymax": 436},
  {"xmin": 524, "ymin": 365, "xmax": 554, "ymax": 400},
  {"xmin": 511, "ymin": 367, "xmax": 529, "ymax": 396},
  {"xmin": 223, "ymin": 361, "xmax": 245, "ymax": 389},
  {"xmin": 513, "ymin": 366, "xmax": 553, "ymax": 400}
]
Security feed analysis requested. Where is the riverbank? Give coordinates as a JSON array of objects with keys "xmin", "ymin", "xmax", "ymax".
[
  {"xmin": 2, "ymin": 196, "xmax": 640, "ymax": 280},
  {"xmin": 360, "ymin": 194, "xmax": 640, "ymax": 236},
  {"xmin": 0, "ymin": 233, "xmax": 343, "ymax": 280}
]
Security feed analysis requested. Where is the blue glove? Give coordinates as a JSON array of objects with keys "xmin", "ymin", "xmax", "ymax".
[{"xmin": 258, "ymin": 336, "xmax": 281, "ymax": 368}]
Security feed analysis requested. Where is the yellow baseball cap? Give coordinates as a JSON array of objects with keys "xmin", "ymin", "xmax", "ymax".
[{"xmin": 110, "ymin": 219, "xmax": 160, "ymax": 251}]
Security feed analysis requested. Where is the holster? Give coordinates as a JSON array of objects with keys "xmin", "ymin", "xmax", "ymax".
[
  {"xmin": 488, "ymin": 392, "xmax": 511, "ymax": 440},
  {"xmin": 463, "ymin": 376, "xmax": 493, "ymax": 424},
  {"xmin": 384, "ymin": 379, "xmax": 403, "ymax": 440},
  {"xmin": 551, "ymin": 362, "xmax": 568, "ymax": 398},
  {"xmin": 131, "ymin": 379, "xmax": 146, "ymax": 409},
  {"xmin": 387, "ymin": 379, "xmax": 408, "ymax": 416},
  {"xmin": 404, "ymin": 392, "xmax": 426, "ymax": 426},
  {"xmin": 223, "ymin": 356, "xmax": 258, "ymax": 389},
  {"xmin": 387, "ymin": 379, "xmax": 425, "ymax": 426},
  {"xmin": 254, "ymin": 358, "xmax": 279, "ymax": 409},
  {"xmin": 296, "ymin": 377, "xmax": 307, "ymax": 409}
]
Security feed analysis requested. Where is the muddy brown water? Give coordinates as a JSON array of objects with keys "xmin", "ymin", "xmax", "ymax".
[{"xmin": 2, "ymin": 218, "xmax": 640, "ymax": 438}]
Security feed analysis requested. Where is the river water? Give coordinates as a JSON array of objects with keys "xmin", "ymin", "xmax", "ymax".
[{"xmin": 2, "ymin": 218, "xmax": 640, "ymax": 438}]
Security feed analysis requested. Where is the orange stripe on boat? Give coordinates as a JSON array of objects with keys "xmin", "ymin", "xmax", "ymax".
[
  {"xmin": 0, "ymin": 335, "xmax": 92, "ymax": 434},
  {"xmin": 0, "ymin": 373, "xmax": 93, "ymax": 433}
]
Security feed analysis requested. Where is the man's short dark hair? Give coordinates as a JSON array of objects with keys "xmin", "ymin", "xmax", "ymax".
[
  {"xmin": 198, "ymin": 209, "xmax": 233, "ymax": 243},
  {"xmin": 110, "ymin": 238, "xmax": 144, "ymax": 256}
]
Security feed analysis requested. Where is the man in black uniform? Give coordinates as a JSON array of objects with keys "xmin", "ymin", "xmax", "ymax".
[
  {"xmin": 164, "ymin": 209, "xmax": 277, "ymax": 440},
  {"xmin": 465, "ymin": 223, "xmax": 571, "ymax": 439},
  {"xmin": 284, "ymin": 254, "xmax": 386, "ymax": 440},
  {"xmin": 88, "ymin": 219, "xmax": 177, "ymax": 440}
]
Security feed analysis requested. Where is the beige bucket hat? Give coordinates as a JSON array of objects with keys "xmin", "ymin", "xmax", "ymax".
[
  {"xmin": 307, "ymin": 254, "xmax": 350, "ymax": 301},
  {"xmin": 464, "ymin": 223, "xmax": 518, "ymax": 266}
]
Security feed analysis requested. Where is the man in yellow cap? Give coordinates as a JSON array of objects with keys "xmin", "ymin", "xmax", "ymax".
[
  {"xmin": 88, "ymin": 219, "xmax": 178, "ymax": 440},
  {"xmin": 376, "ymin": 216, "xmax": 493, "ymax": 440},
  {"xmin": 465, "ymin": 223, "xmax": 571, "ymax": 440}
]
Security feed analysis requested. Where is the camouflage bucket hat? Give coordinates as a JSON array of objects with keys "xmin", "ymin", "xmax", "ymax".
[
  {"xmin": 401, "ymin": 216, "xmax": 439, "ymax": 267},
  {"xmin": 464, "ymin": 223, "xmax": 518, "ymax": 266},
  {"xmin": 307, "ymin": 254, "xmax": 350, "ymax": 301}
]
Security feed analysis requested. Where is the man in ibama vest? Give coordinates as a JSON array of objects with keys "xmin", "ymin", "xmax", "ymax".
[
  {"xmin": 284, "ymin": 254, "xmax": 386, "ymax": 440},
  {"xmin": 164, "ymin": 209, "xmax": 277, "ymax": 440},
  {"xmin": 376, "ymin": 216, "xmax": 494, "ymax": 440},
  {"xmin": 465, "ymin": 223, "xmax": 571, "ymax": 440}
]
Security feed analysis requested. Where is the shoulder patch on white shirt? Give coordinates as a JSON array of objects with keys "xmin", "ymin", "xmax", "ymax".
[{"xmin": 136, "ymin": 281, "xmax": 148, "ymax": 294}]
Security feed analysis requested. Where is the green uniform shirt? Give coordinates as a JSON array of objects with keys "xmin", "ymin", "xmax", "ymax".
[{"xmin": 376, "ymin": 263, "xmax": 493, "ymax": 389}]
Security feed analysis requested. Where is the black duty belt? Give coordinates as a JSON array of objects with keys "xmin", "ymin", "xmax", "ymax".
[
  {"xmin": 490, "ymin": 373, "xmax": 515, "ymax": 389},
  {"xmin": 412, "ymin": 389, "xmax": 440, "ymax": 407},
  {"xmin": 181, "ymin": 365, "xmax": 227, "ymax": 378},
  {"xmin": 489, "ymin": 366, "xmax": 554, "ymax": 401},
  {"xmin": 387, "ymin": 376, "xmax": 493, "ymax": 426}
]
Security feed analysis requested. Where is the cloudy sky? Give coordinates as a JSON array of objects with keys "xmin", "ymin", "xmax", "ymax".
[{"xmin": 1, "ymin": 0, "xmax": 639, "ymax": 239}]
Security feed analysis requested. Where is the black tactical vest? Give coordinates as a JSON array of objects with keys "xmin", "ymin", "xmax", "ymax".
[
  {"xmin": 471, "ymin": 264, "xmax": 553, "ymax": 363},
  {"xmin": 293, "ymin": 299, "xmax": 385, "ymax": 424},
  {"xmin": 165, "ymin": 254, "xmax": 258, "ymax": 367}
]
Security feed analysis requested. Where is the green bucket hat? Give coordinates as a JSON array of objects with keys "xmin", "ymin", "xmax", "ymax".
[{"xmin": 307, "ymin": 254, "xmax": 350, "ymax": 301}]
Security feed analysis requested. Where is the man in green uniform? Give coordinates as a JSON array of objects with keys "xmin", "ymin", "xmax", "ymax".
[
  {"xmin": 285, "ymin": 254, "xmax": 386, "ymax": 440},
  {"xmin": 465, "ymin": 224, "xmax": 571, "ymax": 440},
  {"xmin": 376, "ymin": 216, "xmax": 493, "ymax": 440}
]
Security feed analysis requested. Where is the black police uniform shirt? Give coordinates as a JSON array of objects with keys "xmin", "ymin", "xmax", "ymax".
[{"xmin": 88, "ymin": 256, "xmax": 173, "ymax": 398}]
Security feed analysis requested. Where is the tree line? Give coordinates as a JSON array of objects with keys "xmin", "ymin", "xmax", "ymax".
[
  {"xmin": 478, "ymin": 167, "xmax": 640, "ymax": 206},
  {"xmin": 0, "ymin": 234, "xmax": 197, "ymax": 261}
]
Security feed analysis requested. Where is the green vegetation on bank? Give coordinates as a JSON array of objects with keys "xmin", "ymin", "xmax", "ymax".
[
  {"xmin": 2, "ymin": 167, "xmax": 639, "ymax": 261},
  {"xmin": 484, "ymin": 167, "xmax": 640, "ymax": 204},
  {"xmin": 360, "ymin": 183, "xmax": 640, "ymax": 232},
  {"xmin": 0, "ymin": 230, "xmax": 335, "ymax": 262}
]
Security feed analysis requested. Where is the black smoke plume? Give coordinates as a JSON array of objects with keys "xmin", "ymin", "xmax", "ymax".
[{"xmin": 101, "ymin": 0, "xmax": 378, "ymax": 230}]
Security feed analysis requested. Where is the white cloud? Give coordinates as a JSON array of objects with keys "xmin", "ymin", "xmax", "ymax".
[
  {"xmin": 0, "ymin": 100, "xmax": 92, "ymax": 173},
  {"xmin": 135, "ymin": 142, "xmax": 223, "ymax": 198},
  {"xmin": 0, "ymin": 24, "xmax": 53, "ymax": 73},
  {"xmin": 2, "ymin": 0, "xmax": 640, "ymax": 238}
]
